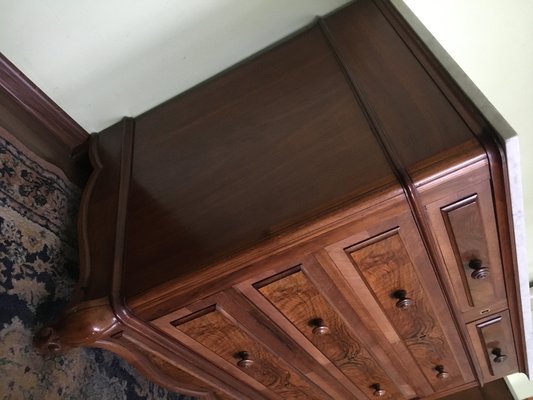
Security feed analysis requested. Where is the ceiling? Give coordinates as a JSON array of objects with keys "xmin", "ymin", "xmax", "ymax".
[
  {"xmin": 1, "ymin": 0, "xmax": 532, "ymax": 278},
  {"xmin": 0, "ymin": 0, "xmax": 350, "ymax": 133}
]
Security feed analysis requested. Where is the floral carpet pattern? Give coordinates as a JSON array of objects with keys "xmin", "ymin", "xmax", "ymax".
[{"xmin": 0, "ymin": 127, "xmax": 190, "ymax": 399}]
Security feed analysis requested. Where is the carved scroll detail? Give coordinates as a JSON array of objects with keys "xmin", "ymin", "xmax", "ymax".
[{"xmin": 34, "ymin": 297, "xmax": 118, "ymax": 356}]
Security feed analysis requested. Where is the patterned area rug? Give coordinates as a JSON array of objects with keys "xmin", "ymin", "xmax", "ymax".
[{"xmin": 0, "ymin": 127, "xmax": 191, "ymax": 399}]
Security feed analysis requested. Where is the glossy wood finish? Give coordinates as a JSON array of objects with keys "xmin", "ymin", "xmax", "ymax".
[
  {"xmin": 34, "ymin": 119, "xmax": 269, "ymax": 400},
  {"xmin": 440, "ymin": 379, "xmax": 513, "ymax": 400},
  {"xmin": 142, "ymin": 354, "xmax": 232, "ymax": 400},
  {"xmin": 99, "ymin": 330, "xmax": 232, "ymax": 400},
  {"xmin": 34, "ymin": 0, "xmax": 526, "ymax": 398},
  {"xmin": 0, "ymin": 58, "xmax": 90, "ymax": 186},
  {"xmin": 322, "ymin": 196, "xmax": 475, "ymax": 393},
  {"xmin": 124, "ymin": 25, "xmax": 395, "ymax": 298},
  {"xmin": 323, "ymin": 0, "xmax": 473, "ymax": 168},
  {"xmin": 441, "ymin": 193, "xmax": 503, "ymax": 304},
  {"xmin": 257, "ymin": 268, "xmax": 404, "ymax": 400},
  {"xmin": 154, "ymin": 289, "xmax": 360, "ymax": 400},
  {"xmin": 175, "ymin": 307, "xmax": 326, "ymax": 400},
  {"xmin": 76, "ymin": 122, "xmax": 124, "ymax": 301},
  {"xmin": 466, "ymin": 311, "xmax": 519, "ymax": 382},
  {"xmin": 34, "ymin": 297, "xmax": 117, "ymax": 354},
  {"xmin": 0, "ymin": 53, "xmax": 88, "ymax": 155},
  {"xmin": 374, "ymin": 0, "xmax": 526, "ymax": 375},
  {"xmin": 424, "ymin": 171, "xmax": 507, "ymax": 322},
  {"xmin": 347, "ymin": 230, "xmax": 466, "ymax": 392},
  {"xmin": 233, "ymin": 195, "xmax": 435, "ymax": 399}
]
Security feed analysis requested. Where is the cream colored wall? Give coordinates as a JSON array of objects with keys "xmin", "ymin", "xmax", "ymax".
[
  {"xmin": 0, "ymin": 0, "xmax": 349, "ymax": 133},
  {"xmin": 396, "ymin": 0, "xmax": 533, "ymax": 282},
  {"xmin": 396, "ymin": 1, "xmax": 533, "ymax": 396}
]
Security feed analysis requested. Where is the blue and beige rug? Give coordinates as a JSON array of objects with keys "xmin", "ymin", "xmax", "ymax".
[{"xmin": 0, "ymin": 127, "xmax": 190, "ymax": 399}]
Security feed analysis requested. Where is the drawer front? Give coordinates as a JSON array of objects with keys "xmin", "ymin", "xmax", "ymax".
[
  {"xmin": 256, "ymin": 268, "xmax": 403, "ymax": 400},
  {"xmin": 174, "ymin": 306, "xmax": 327, "ymax": 400},
  {"xmin": 425, "ymin": 180, "xmax": 507, "ymax": 318},
  {"xmin": 466, "ymin": 311, "xmax": 518, "ymax": 382},
  {"xmin": 347, "ymin": 229, "xmax": 465, "ymax": 391}
]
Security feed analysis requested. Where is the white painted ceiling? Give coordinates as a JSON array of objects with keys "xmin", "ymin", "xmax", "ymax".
[
  {"xmin": 1, "ymin": 0, "xmax": 532, "ymax": 283},
  {"xmin": 0, "ymin": 0, "xmax": 350, "ymax": 133}
]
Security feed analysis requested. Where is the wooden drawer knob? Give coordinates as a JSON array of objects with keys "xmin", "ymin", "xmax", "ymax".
[
  {"xmin": 311, "ymin": 318, "xmax": 330, "ymax": 336},
  {"xmin": 469, "ymin": 259, "xmax": 489, "ymax": 280},
  {"xmin": 237, "ymin": 352, "xmax": 254, "ymax": 368},
  {"xmin": 394, "ymin": 290, "xmax": 413, "ymax": 310},
  {"xmin": 372, "ymin": 384, "xmax": 386, "ymax": 397},
  {"xmin": 492, "ymin": 348, "xmax": 507, "ymax": 363},
  {"xmin": 435, "ymin": 365, "xmax": 450, "ymax": 380}
]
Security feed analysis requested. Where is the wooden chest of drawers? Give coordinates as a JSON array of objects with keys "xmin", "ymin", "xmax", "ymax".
[{"xmin": 36, "ymin": 1, "xmax": 526, "ymax": 399}]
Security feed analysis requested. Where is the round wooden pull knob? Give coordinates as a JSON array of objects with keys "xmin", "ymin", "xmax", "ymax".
[
  {"xmin": 312, "ymin": 319, "xmax": 330, "ymax": 336},
  {"xmin": 494, "ymin": 354, "xmax": 507, "ymax": 363},
  {"xmin": 394, "ymin": 290, "xmax": 413, "ymax": 310},
  {"xmin": 492, "ymin": 348, "xmax": 507, "ymax": 363},
  {"xmin": 435, "ymin": 365, "xmax": 450, "ymax": 380},
  {"xmin": 372, "ymin": 385, "xmax": 386, "ymax": 397},
  {"xmin": 469, "ymin": 259, "xmax": 489, "ymax": 280},
  {"xmin": 237, "ymin": 352, "xmax": 254, "ymax": 368}
]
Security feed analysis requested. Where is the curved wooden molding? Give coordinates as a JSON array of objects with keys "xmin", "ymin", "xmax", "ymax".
[
  {"xmin": 34, "ymin": 297, "xmax": 118, "ymax": 356},
  {"xmin": 0, "ymin": 53, "xmax": 88, "ymax": 156},
  {"xmin": 34, "ymin": 1, "xmax": 526, "ymax": 397},
  {"xmin": 373, "ymin": 0, "xmax": 526, "ymax": 375},
  {"xmin": 71, "ymin": 135, "xmax": 104, "ymax": 306},
  {"xmin": 35, "ymin": 117, "xmax": 259, "ymax": 399},
  {"xmin": 92, "ymin": 335, "xmax": 220, "ymax": 400}
]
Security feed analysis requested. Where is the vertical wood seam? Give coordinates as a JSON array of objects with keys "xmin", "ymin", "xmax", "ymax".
[
  {"xmin": 318, "ymin": 12, "xmax": 479, "ymax": 386},
  {"xmin": 372, "ymin": 0, "xmax": 527, "ymax": 376},
  {"xmin": 100, "ymin": 118, "xmax": 264, "ymax": 400}
]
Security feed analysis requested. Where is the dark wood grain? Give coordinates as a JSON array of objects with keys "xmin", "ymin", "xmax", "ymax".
[
  {"xmin": 423, "ymin": 174, "xmax": 508, "ymax": 323},
  {"xmin": 130, "ymin": 183, "xmax": 402, "ymax": 321},
  {"xmin": 321, "ymin": 6, "xmax": 486, "ymax": 392},
  {"xmin": 0, "ymin": 53, "xmax": 88, "ymax": 155},
  {"xmin": 314, "ymin": 195, "xmax": 473, "ymax": 396},
  {"xmin": 439, "ymin": 378, "xmax": 513, "ymax": 400},
  {"xmin": 466, "ymin": 311, "xmax": 518, "ymax": 382},
  {"xmin": 322, "ymin": 0, "xmax": 474, "ymax": 168},
  {"xmin": 154, "ymin": 288, "xmax": 361, "ymax": 400},
  {"xmin": 34, "ymin": 0, "xmax": 525, "ymax": 398},
  {"xmin": 50, "ymin": 117, "xmax": 267, "ymax": 400},
  {"xmin": 441, "ymin": 194, "xmax": 505, "ymax": 309},
  {"xmin": 142, "ymin": 354, "xmax": 231, "ymax": 400},
  {"xmin": 123, "ymin": 25, "xmax": 395, "ymax": 298},
  {"xmin": 348, "ymin": 230, "xmax": 465, "ymax": 392},
  {"xmin": 257, "ymin": 269, "xmax": 403, "ymax": 400},
  {"xmin": 0, "ymin": 78, "xmax": 90, "ymax": 186},
  {"xmin": 75, "ymin": 122, "xmax": 124, "ymax": 301},
  {"xmin": 373, "ymin": 0, "xmax": 527, "ymax": 374},
  {"xmin": 96, "ymin": 331, "xmax": 229, "ymax": 400},
  {"xmin": 233, "ymin": 196, "xmax": 434, "ymax": 399},
  {"xmin": 175, "ymin": 307, "xmax": 327, "ymax": 400}
]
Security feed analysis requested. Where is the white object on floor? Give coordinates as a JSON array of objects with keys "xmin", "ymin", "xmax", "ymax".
[{"xmin": 506, "ymin": 373, "xmax": 533, "ymax": 400}]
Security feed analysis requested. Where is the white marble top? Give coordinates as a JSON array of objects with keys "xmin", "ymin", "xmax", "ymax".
[{"xmin": 392, "ymin": 0, "xmax": 533, "ymax": 381}]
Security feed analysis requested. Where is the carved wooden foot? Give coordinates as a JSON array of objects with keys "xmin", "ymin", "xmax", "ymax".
[{"xmin": 34, "ymin": 297, "xmax": 118, "ymax": 356}]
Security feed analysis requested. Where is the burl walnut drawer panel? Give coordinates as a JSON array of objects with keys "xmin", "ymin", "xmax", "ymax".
[
  {"xmin": 347, "ymin": 229, "xmax": 465, "ymax": 392},
  {"xmin": 173, "ymin": 306, "xmax": 327, "ymax": 400},
  {"xmin": 466, "ymin": 311, "xmax": 518, "ymax": 382},
  {"xmin": 255, "ymin": 268, "xmax": 403, "ymax": 400},
  {"xmin": 425, "ymin": 178, "xmax": 507, "ymax": 320}
]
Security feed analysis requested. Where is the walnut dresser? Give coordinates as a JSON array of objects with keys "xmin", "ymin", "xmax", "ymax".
[{"xmin": 35, "ymin": 1, "xmax": 529, "ymax": 399}]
